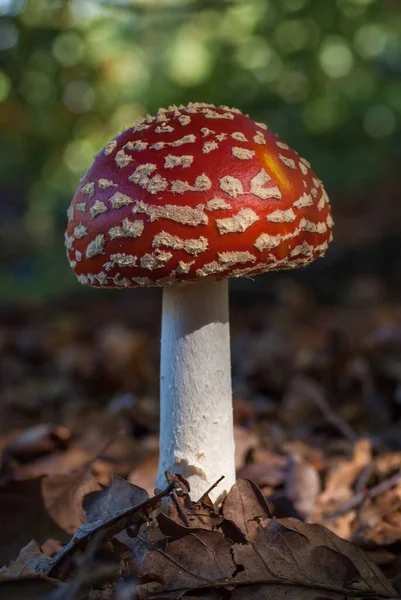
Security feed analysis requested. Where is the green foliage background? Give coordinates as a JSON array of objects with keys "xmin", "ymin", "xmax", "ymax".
[{"xmin": 0, "ymin": 0, "xmax": 400, "ymax": 301}]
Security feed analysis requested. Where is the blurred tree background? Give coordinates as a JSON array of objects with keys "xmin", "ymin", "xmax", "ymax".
[{"xmin": 0, "ymin": 0, "xmax": 400, "ymax": 302}]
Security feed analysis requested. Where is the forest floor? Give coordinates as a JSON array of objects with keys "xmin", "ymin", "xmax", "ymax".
[{"xmin": 1, "ymin": 279, "xmax": 401, "ymax": 599}]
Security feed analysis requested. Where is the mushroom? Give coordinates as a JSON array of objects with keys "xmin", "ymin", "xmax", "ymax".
[{"xmin": 65, "ymin": 102, "xmax": 333, "ymax": 502}]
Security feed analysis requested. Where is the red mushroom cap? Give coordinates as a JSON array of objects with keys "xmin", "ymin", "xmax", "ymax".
[{"xmin": 65, "ymin": 102, "xmax": 333, "ymax": 288}]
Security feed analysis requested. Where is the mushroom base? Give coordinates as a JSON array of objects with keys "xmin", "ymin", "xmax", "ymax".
[{"xmin": 157, "ymin": 279, "xmax": 236, "ymax": 503}]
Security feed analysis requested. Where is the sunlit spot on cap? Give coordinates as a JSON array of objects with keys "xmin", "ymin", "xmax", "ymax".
[{"xmin": 258, "ymin": 148, "xmax": 293, "ymax": 193}]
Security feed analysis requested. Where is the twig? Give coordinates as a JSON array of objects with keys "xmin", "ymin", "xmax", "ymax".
[
  {"xmin": 295, "ymin": 376, "xmax": 357, "ymax": 441},
  {"xmin": 354, "ymin": 464, "xmax": 373, "ymax": 495},
  {"xmin": 49, "ymin": 481, "xmax": 175, "ymax": 577},
  {"xmin": 49, "ymin": 531, "xmax": 106, "ymax": 600},
  {"xmin": 197, "ymin": 476, "xmax": 225, "ymax": 504},
  {"xmin": 171, "ymin": 489, "xmax": 191, "ymax": 527},
  {"xmin": 368, "ymin": 472, "xmax": 401, "ymax": 498},
  {"xmin": 8, "ymin": 429, "xmax": 125, "ymax": 554},
  {"xmin": 325, "ymin": 471, "xmax": 401, "ymax": 521},
  {"xmin": 86, "ymin": 427, "xmax": 127, "ymax": 466}
]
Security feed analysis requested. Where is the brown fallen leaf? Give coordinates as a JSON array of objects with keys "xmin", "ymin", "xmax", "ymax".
[
  {"xmin": 128, "ymin": 436, "xmax": 159, "ymax": 495},
  {"xmin": 6, "ymin": 424, "xmax": 72, "ymax": 461},
  {"xmin": 83, "ymin": 475, "xmax": 149, "ymax": 523},
  {"xmin": 16, "ymin": 447, "xmax": 92, "ymax": 479},
  {"xmin": 285, "ymin": 453, "xmax": 321, "ymax": 520},
  {"xmin": 318, "ymin": 439, "xmax": 372, "ymax": 512},
  {"xmin": 222, "ymin": 479, "xmax": 272, "ymax": 541},
  {"xmin": 323, "ymin": 510, "xmax": 357, "ymax": 541},
  {"xmin": 0, "ymin": 541, "xmax": 53, "ymax": 579},
  {"xmin": 233, "ymin": 518, "xmax": 360, "ymax": 590},
  {"xmin": 233, "ymin": 425, "xmax": 259, "ymax": 470},
  {"xmin": 49, "ymin": 481, "xmax": 175, "ymax": 581},
  {"xmin": 374, "ymin": 451, "xmax": 401, "ymax": 478},
  {"xmin": 0, "ymin": 469, "xmax": 99, "ymax": 567},
  {"xmin": 281, "ymin": 518, "xmax": 395, "ymax": 597},
  {"xmin": 138, "ymin": 528, "xmax": 234, "ymax": 597},
  {"xmin": 352, "ymin": 482, "xmax": 401, "ymax": 547},
  {"xmin": 237, "ymin": 447, "xmax": 287, "ymax": 489},
  {"xmin": 135, "ymin": 479, "xmax": 395, "ymax": 599},
  {"xmin": 137, "ymin": 514, "xmax": 393, "ymax": 599}
]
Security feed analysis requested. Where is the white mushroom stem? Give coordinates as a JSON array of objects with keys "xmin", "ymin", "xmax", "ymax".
[{"xmin": 157, "ymin": 279, "xmax": 235, "ymax": 503}]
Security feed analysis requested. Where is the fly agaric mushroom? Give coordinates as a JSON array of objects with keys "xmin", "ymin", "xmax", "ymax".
[{"xmin": 65, "ymin": 102, "xmax": 333, "ymax": 502}]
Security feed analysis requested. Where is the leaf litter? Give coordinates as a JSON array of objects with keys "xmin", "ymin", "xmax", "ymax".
[
  {"xmin": 0, "ymin": 475, "xmax": 396, "ymax": 599},
  {"xmin": 2, "ymin": 289, "xmax": 401, "ymax": 596}
]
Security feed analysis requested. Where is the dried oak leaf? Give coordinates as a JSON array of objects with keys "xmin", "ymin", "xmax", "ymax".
[
  {"xmin": 138, "ymin": 528, "xmax": 234, "ymax": 598},
  {"xmin": 237, "ymin": 448, "xmax": 287, "ymax": 489},
  {"xmin": 279, "ymin": 519, "xmax": 395, "ymax": 597},
  {"xmin": 285, "ymin": 453, "xmax": 321, "ymax": 520},
  {"xmin": 83, "ymin": 475, "xmax": 149, "ymax": 523},
  {"xmin": 234, "ymin": 518, "xmax": 361, "ymax": 589},
  {"xmin": 135, "ymin": 480, "xmax": 395, "ymax": 600},
  {"xmin": 0, "ymin": 541, "xmax": 53, "ymax": 579},
  {"xmin": 138, "ymin": 517, "xmax": 394, "ymax": 600},
  {"xmin": 82, "ymin": 475, "xmax": 151, "ymax": 555},
  {"xmin": 351, "ymin": 483, "xmax": 401, "ymax": 547},
  {"xmin": 222, "ymin": 479, "xmax": 272, "ymax": 541},
  {"xmin": 5, "ymin": 424, "xmax": 72, "ymax": 461},
  {"xmin": 318, "ymin": 439, "xmax": 372, "ymax": 511},
  {"xmin": 49, "ymin": 481, "xmax": 174, "ymax": 581}
]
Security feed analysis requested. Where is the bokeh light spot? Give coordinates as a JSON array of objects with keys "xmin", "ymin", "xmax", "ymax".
[
  {"xmin": 52, "ymin": 31, "xmax": 84, "ymax": 67},
  {"xmin": 319, "ymin": 37, "xmax": 354, "ymax": 78},
  {"xmin": 110, "ymin": 102, "xmax": 146, "ymax": 133},
  {"xmin": 168, "ymin": 29, "xmax": 212, "ymax": 86},
  {"xmin": 106, "ymin": 51, "xmax": 149, "ymax": 97},
  {"xmin": 336, "ymin": 0, "xmax": 368, "ymax": 18},
  {"xmin": 86, "ymin": 26, "xmax": 124, "ymax": 63},
  {"xmin": 219, "ymin": 1, "xmax": 268, "ymax": 43},
  {"xmin": 64, "ymin": 139, "xmax": 96, "ymax": 173},
  {"xmin": 236, "ymin": 37, "xmax": 268, "ymax": 70},
  {"xmin": 235, "ymin": 37, "xmax": 283, "ymax": 84},
  {"xmin": 354, "ymin": 24, "xmax": 388, "ymax": 58},
  {"xmin": 63, "ymin": 81, "xmax": 95, "ymax": 114},
  {"xmin": 0, "ymin": 0, "xmax": 24, "ymax": 16},
  {"xmin": 69, "ymin": 0, "xmax": 105, "ymax": 23}
]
